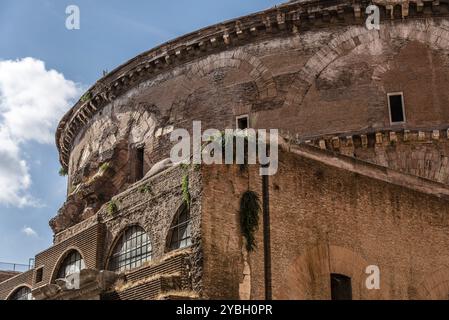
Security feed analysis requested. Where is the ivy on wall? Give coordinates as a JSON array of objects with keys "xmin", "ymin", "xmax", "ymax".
[
  {"xmin": 59, "ymin": 167, "xmax": 68, "ymax": 177},
  {"xmin": 107, "ymin": 200, "xmax": 119, "ymax": 215},
  {"xmin": 239, "ymin": 190, "xmax": 261, "ymax": 251}
]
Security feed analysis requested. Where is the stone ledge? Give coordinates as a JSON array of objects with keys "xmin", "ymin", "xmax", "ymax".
[
  {"xmin": 284, "ymin": 142, "xmax": 449, "ymax": 200},
  {"xmin": 32, "ymin": 269, "xmax": 118, "ymax": 300}
]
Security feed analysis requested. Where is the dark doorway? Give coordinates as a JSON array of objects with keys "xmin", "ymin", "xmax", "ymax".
[
  {"xmin": 135, "ymin": 147, "xmax": 145, "ymax": 182},
  {"xmin": 331, "ymin": 274, "xmax": 352, "ymax": 300}
]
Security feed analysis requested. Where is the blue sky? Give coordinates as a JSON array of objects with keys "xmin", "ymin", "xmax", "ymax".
[{"xmin": 0, "ymin": 0, "xmax": 281, "ymax": 265}]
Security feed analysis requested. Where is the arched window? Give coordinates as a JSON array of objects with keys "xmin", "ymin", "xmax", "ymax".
[
  {"xmin": 108, "ymin": 226, "xmax": 152, "ymax": 272},
  {"xmin": 9, "ymin": 286, "xmax": 32, "ymax": 300},
  {"xmin": 167, "ymin": 205, "xmax": 192, "ymax": 251},
  {"xmin": 56, "ymin": 250, "xmax": 85, "ymax": 279}
]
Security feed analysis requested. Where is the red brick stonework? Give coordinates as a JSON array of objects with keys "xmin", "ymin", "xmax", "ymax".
[{"xmin": 4, "ymin": 0, "xmax": 449, "ymax": 300}]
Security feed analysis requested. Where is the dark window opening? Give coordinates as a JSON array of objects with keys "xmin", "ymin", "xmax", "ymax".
[
  {"xmin": 35, "ymin": 267, "xmax": 43, "ymax": 283},
  {"xmin": 237, "ymin": 116, "xmax": 249, "ymax": 130},
  {"xmin": 331, "ymin": 274, "xmax": 352, "ymax": 300},
  {"xmin": 393, "ymin": 5, "xmax": 402, "ymax": 19},
  {"xmin": 388, "ymin": 93, "xmax": 405, "ymax": 123},
  {"xmin": 135, "ymin": 147, "xmax": 145, "ymax": 182}
]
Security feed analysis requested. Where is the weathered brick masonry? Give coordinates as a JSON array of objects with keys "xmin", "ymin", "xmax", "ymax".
[
  {"xmin": 0, "ymin": 271, "xmax": 33, "ymax": 300},
  {"xmin": 3, "ymin": 0, "xmax": 449, "ymax": 299},
  {"xmin": 201, "ymin": 147, "xmax": 449, "ymax": 299},
  {"xmin": 0, "ymin": 166, "xmax": 201, "ymax": 300}
]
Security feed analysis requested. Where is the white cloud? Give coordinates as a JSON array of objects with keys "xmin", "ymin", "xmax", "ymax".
[
  {"xmin": 0, "ymin": 57, "xmax": 82, "ymax": 207},
  {"xmin": 21, "ymin": 226, "xmax": 38, "ymax": 237},
  {"xmin": 0, "ymin": 129, "xmax": 32, "ymax": 207}
]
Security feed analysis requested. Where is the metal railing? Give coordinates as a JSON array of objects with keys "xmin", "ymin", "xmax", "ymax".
[{"xmin": 0, "ymin": 259, "xmax": 34, "ymax": 272}]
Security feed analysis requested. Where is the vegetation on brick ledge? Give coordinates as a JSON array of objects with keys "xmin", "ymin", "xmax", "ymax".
[
  {"xmin": 80, "ymin": 92, "xmax": 91, "ymax": 103},
  {"xmin": 239, "ymin": 191, "xmax": 261, "ymax": 252},
  {"xmin": 59, "ymin": 167, "xmax": 68, "ymax": 177},
  {"xmin": 139, "ymin": 184, "xmax": 152, "ymax": 194},
  {"xmin": 100, "ymin": 162, "xmax": 110, "ymax": 172},
  {"xmin": 107, "ymin": 200, "xmax": 119, "ymax": 215}
]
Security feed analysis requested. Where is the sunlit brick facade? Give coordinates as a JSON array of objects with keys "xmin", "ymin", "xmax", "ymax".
[{"xmin": 3, "ymin": 0, "xmax": 449, "ymax": 300}]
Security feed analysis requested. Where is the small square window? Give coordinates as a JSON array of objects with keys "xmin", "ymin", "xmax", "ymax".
[
  {"xmin": 35, "ymin": 267, "xmax": 43, "ymax": 283},
  {"xmin": 236, "ymin": 115, "xmax": 249, "ymax": 130},
  {"xmin": 388, "ymin": 93, "xmax": 405, "ymax": 124}
]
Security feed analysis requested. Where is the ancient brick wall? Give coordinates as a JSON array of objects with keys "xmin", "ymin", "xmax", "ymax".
[
  {"xmin": 47, "ymin": 0, "xmax": 449, "ymax": 237},
  {"xmin": 201, "ymin": 148, "xmax": 449, "ymax": 300},
  {"xmin": 56, "ymin": 14, "xmax": 449, "ymax": 234},
  {"xmin": 33, "ymin": 223, "xmax": 104, "ymax": 287},
  {"xmin": 0, "ymin": 164, "xmax": 203, "ymax": 300},
  {"xmin": 102, "ymin": 250, "xmax": 193, "ymax": 300},
  {"xmin": 6, "ymin": 0, "xmax": 449, "ymax": 300},
  {"xmin": 0, "ymin": 271, "xmax": 20, "ymax": 283},
  {"xmin": 300, "ymin": 128, "xmax": 449, "ymax": 185},
  {"xmin": 65, "ymin": 17, "xmax": 449, "ymax": 179},
  {"xmin": 0, "ymin": 270, "xmax": 33, "ymax": 300},
  {"xmin": 98, "ymin": 165, "xmax": 203, "ymax": 293}
]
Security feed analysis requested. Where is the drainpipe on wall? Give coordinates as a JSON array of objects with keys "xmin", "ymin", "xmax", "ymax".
[{"xmin": 262, "ymin": 167, "xmax": 272, "ymax": 300}]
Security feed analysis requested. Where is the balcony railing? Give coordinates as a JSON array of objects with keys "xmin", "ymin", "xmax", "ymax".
[{"xmin": 0, "ymin": 259, "xmax": 34, "ymax": 272}]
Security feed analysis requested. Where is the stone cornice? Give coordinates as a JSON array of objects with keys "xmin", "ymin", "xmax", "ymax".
[
  {"xmin": 283, "ymin": 125, "xmax": 449, "ymax": 146},
  {"xmin": 56, "ymin": 0, "xmax": 449, "ymax": 169}
]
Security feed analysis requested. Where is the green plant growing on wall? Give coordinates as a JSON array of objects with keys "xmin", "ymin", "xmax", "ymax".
[
  {"xmin": 80, "ymin": 92, "xmax": 91, "ymax": 103},
  {"xmin": 99, "ymin": 162, "xmax": 110, "ymax": 172},
  {"xmin": 182, "ymin": 174, "xmax": 191, "ymax": 207},
  {"xmin": 59, "ymin": 167, "xmax": 68, "ymax": 177},
  {"xmin": 239, "ymin": 191, "xmax": 261, "ymax": 251},
  {"xmin": 139, "ymin": 184, "xmax": 152, "ymax": 194},
  {"xmin": 179, "ymin": 160, "xmax": 200, "ymax": 172},
  {"xmin": 107, "ymin": 200, "xmax": 119, "ymax": 215},
  {"xmin": 180, "ymin": 163, "xmax": 190, "ymax": 171}
]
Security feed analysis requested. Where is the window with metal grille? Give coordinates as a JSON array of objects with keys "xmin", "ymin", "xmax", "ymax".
[
  {"xmin": 331, "ymin": 274, "xmax": 352, "ymax": 300},
  {"xmin": 108, "ymin": 226, "xmax": 152, "ymax": 272},
  {"xmin": 9, "ymin": 286, "xmax": 32, "ymax": 300},
  {"xmin": 168, "ymin": 206, "xmax": 192, "ymax": 251},
  {"xmin": 56, "ymin": 250, "xmax": 85, "ymax": 279}
]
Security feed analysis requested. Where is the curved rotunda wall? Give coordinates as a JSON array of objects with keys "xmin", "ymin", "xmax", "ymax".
[
  {"xmin": 57, "ymin": 2, "xmax": 449, "ymax": 233},
  {"xmin": 72, "ymin": 19, "xmax": 449, "ymax": 177},
  {"xmin": 67, "ymin": 57, "xmax": 261, "ymax": 192},
  {"xmin": 276, "ymin": 19, "xmax": 449, "ymax": 135}
]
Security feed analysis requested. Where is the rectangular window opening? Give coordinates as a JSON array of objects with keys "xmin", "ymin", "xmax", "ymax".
[
  {"xmin": 388, "ymin": 93, "xmax": 405, "ymax": 124},
  {"xmin": 331, "ymin": 273, "xmax": 352, "ymax": 300},
  {"xmin": 135, "ymin": 147, "xmax": 145, "ymax": 182},
  {"xmin": 35, "ymin": 267, "xmax": 43, "ymax": 284},
  {"xmin": 236, "ymin": 115, "xmax": 249, "ymax": 130}
]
